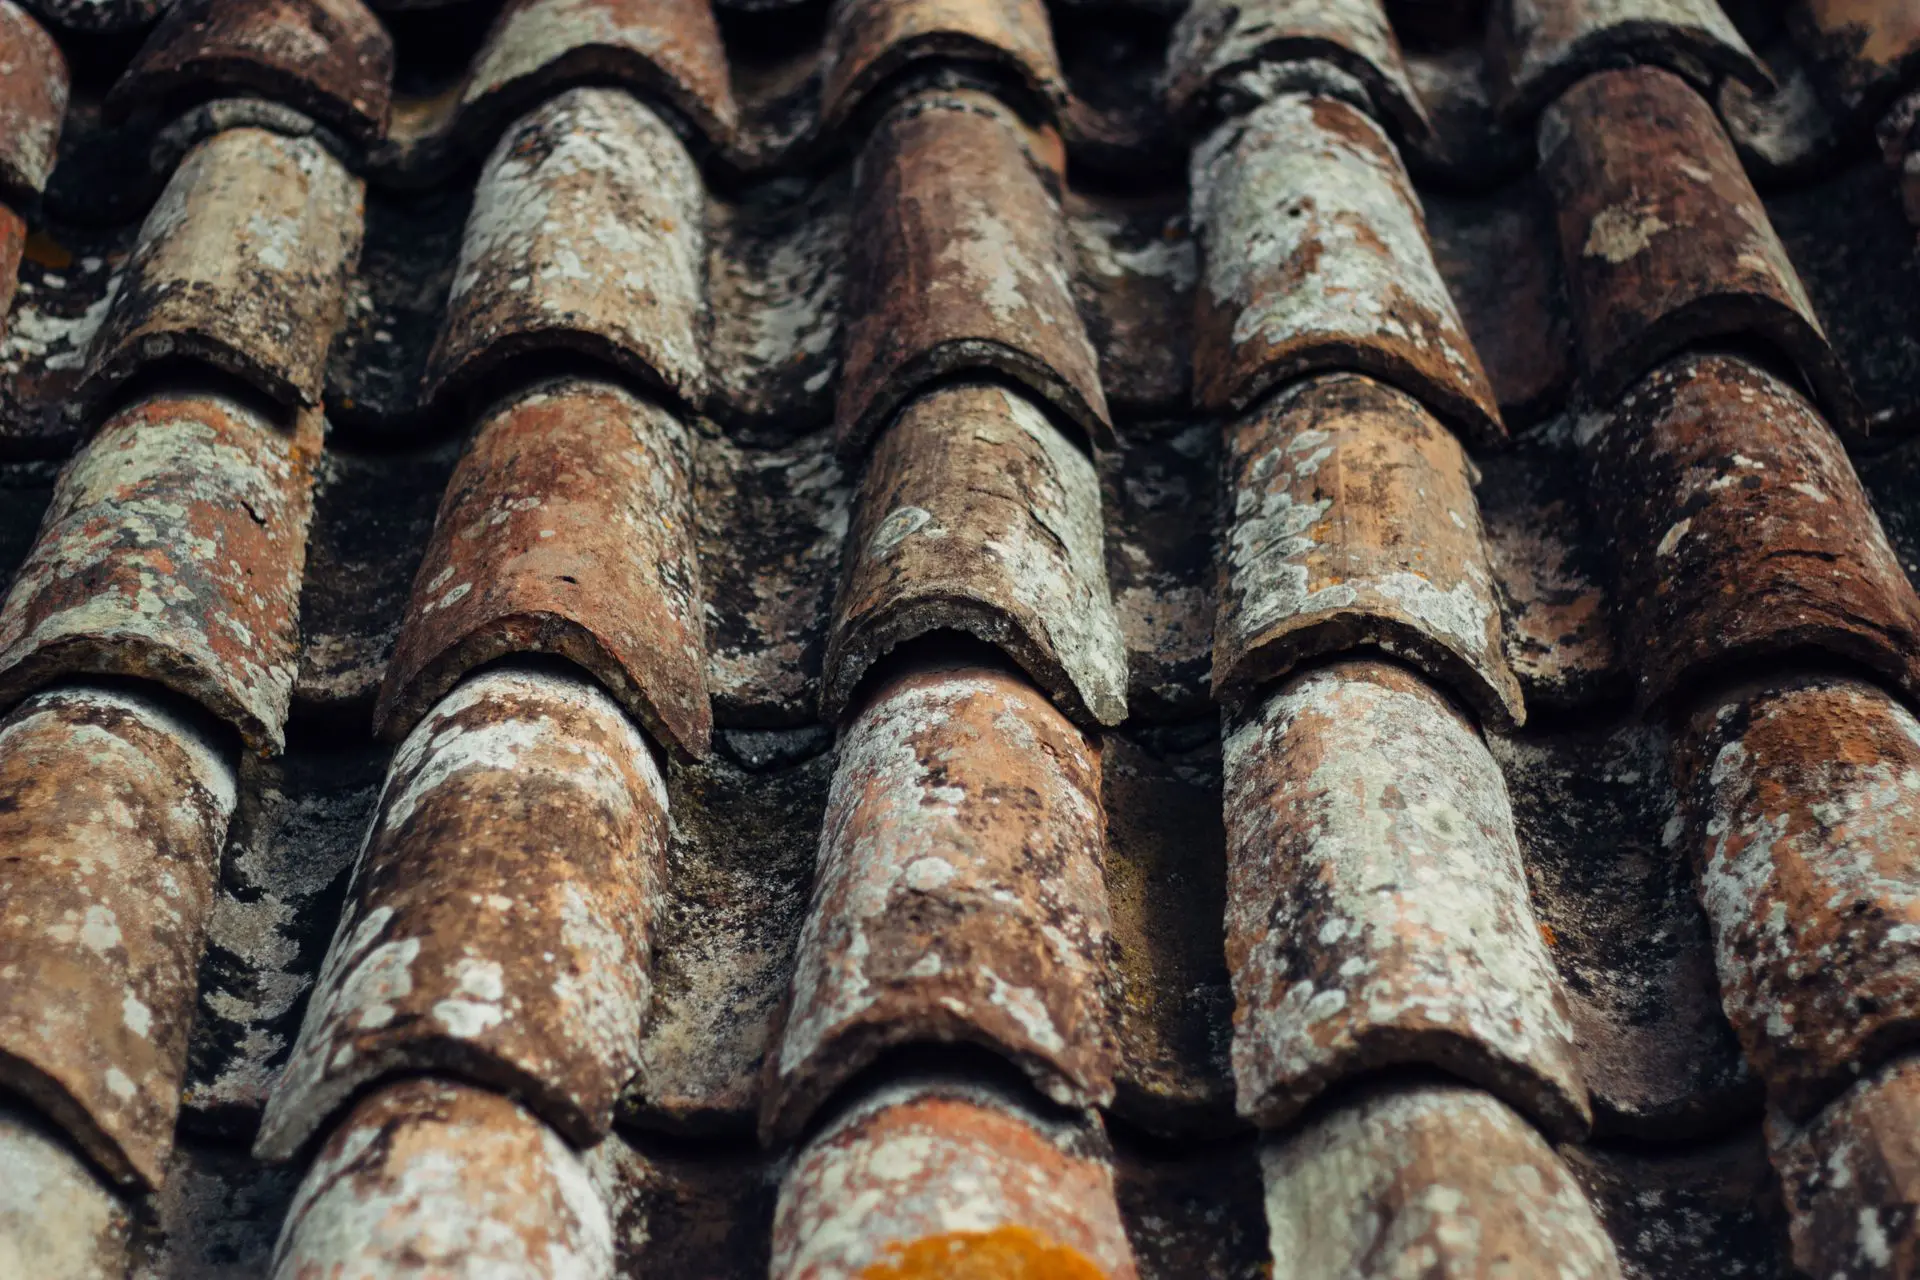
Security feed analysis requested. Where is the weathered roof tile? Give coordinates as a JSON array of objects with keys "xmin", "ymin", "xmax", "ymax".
[
  {"xmin": 1191, "ymin": 92, "xmax": 1503, "ymax": 447},
  {"xmin": 1541, "ymin": 67, "xmax": 1858, "ymax": 433},
  {"xmin": 81, "ymin": 127, "xmax": 364, "ymax": 414},
  {"xmin": 270, "ymin": 1077, "xmax": 616, "ymax": 1279},
  {"xmin": 1490, "ymin": 0, "xmax": 1771, "ymax": 125},
  {"xmin": 377, "ymin": 376, "xmax": 711, "ymax": 758},
  {"xmin": 425, "ymin": 87, "xmax": 707, "ymax": 415},
  {"xmin": 763, "ymin": 658, "xmax": 1115, "ymax": 1142},
  {"xmin": 825, "ymin": 381, "xmax": 1127, "ymax": 731},
  {"xmin": 1215, "ymin": 372, "xmax": 1524, "ymax": 729},
  {"xmin": 836, "ymin": 89, "xmax": 1109, "ymax": 457},
  {"xmin": 772, "ymin": 1075, "xmax": 1138, "ymax": 1280},
  {"xmin": 821, "ymin": 0, "xmax": 1067, "ymax": 131},
  {"xmin": 256, "ymin": 665, "xmax": 668, "ymax": 1161},
  {"xmin": 0, "ymin": 1100, "xmax": 131, "ymax": 1280},
  {"xmin": 0, "ymin": 1, "xmax": 68, "ymax": 206},
  {"xmin": 1792, "ymin": 0, "xmax": 1920, "ymax": 119},
  {"xmin": 0, "ymin": 390, "xmax": 320, "ymax": 754},
  {"xmin": 0, "ymin": 684, "xmax": 235, "ymax": 1191},
  {"xmin": 1771, "ymin": 1053, "xmax": 1920, "ymax": 1280},
  {"xmin": 1680, "ymin": 674, "xmax": 1920, "ymax": 1122},
  {"xmin": 110, "ymin": 0, "xmax": 395, "ymax": 147},
  {"xmin": 1221, "ymin": 659, "xmax": 1588, "ymax": 1139},
  {"xmin": 1586, "ymin": 352, "xmax": 1920, "ymax": 711}
]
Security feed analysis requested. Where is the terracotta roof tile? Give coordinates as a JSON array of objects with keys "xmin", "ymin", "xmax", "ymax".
[
  {"xmin": 1221, "ymin": 659, "xmax": 1588, "ymax": 1139},
  {"xmin": 7, "ymin": 0, "xmax": 1920, "ymax": 1269},
  {"xmin": 836, "ymin": 89, "xmax": 1108, "ymax": 456},
  {"xmin": 377, "ymin": 375, "xmax": 711, "ymax": 756},
  {"xmin": 80, "ymin": 127, "xmax": 364, "ymax": 415},
  {"xmin": 270, "ymin": 1077, "xmax": 615, "ymax": 1278},
  {"xmin": 771, "ymin": 1075, "xmax": 1137, "ymax": 1280},
  {"xmin": 1541, "ymin": 67, "xmax": 1859, "ymax": 433},
  {"xmin": 824, "ymin": 380, "xmax": 1127, "ymax": 729},
  {"xmin": 0, "ymin": 2, "xmax": 68, "ymax": 207},
  {"xmin": 1166, "ymin": 0, "xmax": 1431, "ymax": 143},
  {"xmin": 1262, "ymin": 1083, "xmax": 1622, "ymax": 1277},
  {"xmin": 0, "ymin": 684, "xmax": 235, "ymax": 1191},
  {"xmin": 109, "ymin": 0, "xmax": 396, "ymax": 147},
  {"xmin": 1488, "ymin": 0, "xmax": 1771, "ymax": 125},
  {"xmin": 1191, "ymin": 91, "xmax": 1503, "ymax": 445},
  {"xmin": 1214, "ymin": 372, "xmax": 1523, "ymax": 728},
  {"xmin": 762, "ymin": 658, "xmax": 1115, "ymax": 1142},
  {"xmin": 256, "ymin": 664, "xmax": 668, "ymax": 1161},
  {"xmin": 0, "ymin": 390, "xmax": 321, "ymax": 753},
  {"xmin": 425, "ymin": 87, "xmax": 708, "ymax": 416},
  {"xmin": 1587, "ymin": 352, "xmax": 1920, "ymax": 711}
]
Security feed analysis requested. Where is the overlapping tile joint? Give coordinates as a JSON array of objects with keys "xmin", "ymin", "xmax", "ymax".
[{"xmin": 1, "ymin": 0, "xmax": 1919, "ymax": 1276}]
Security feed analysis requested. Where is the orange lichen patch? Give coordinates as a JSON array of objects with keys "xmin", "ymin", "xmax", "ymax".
[
  {"xmin": 860, "ymin": 1225, "xmax": 1107, "ymax": 1280},
  {"xmin": 22, "ymin": 228, "xmax": 71, "ymax": 270}
]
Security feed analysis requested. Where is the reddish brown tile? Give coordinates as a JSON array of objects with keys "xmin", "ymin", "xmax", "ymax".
[
  {"xmin": 1586, "ymin": 353, "xmax": 1920, "ymax": 712},
  {"xmin": 377, "ymin": 376, "xmax": 710, "ymax": 759},
  {"xmin": 821, "ymin": 0, "xmax": 1067, "ymax": 131},
  {"xmin": 0, "ymin": 685, "xmax": 235, "ymax": 1191},
  {"xmin": 270, "ymin": 1078, "xmax": 614, "ymax": 1278},
  {"xmin": 1215, "ymin": 372, "xmax": 1523, "ymax": 730},
  {"xmin": 825, "ymin": 381, "xmax": 1127, "ymax": 731},
  {"xmin": 1191, "ymin": 92, "xmax": 1503, "ymax": 447},
  {"xmin": 1678, "ymin": 675, "xmax": 1920, "ymax": 1122},
  {"xmin": 0, "ymin": 391, "xmax": 320, "ymax": 754},
  {"xmin": 82, "ymin": 127, "xmax": 364, "ymax": 414},
  {"xmin": 460, "ymin": 0, "xmax": 737, "ymax": 150},
  {"xmin": 1771, "ymin": 1054, "xmax": 1920, "ymax": 1280},
  {"xmin": 0, "ymin": 206, "xmax": 23, "ymax": 338},
  {"xmin": 1540, "ymin": 67, "xmax": 1858, "ymax": 432},
  {"xmin": 1221, "ymin": 660, "xmax": 1588, "ymax": 1140},
  {"xmin": 837, "ymin": 89, "xmax": 1108, "ymax": 457},
  {"xmin": 771, "ymin": 1076, "xmax": 1138, "ymax": 1280},
  {"xmin": 425, "ymin": 87, "xmax": 707, "ymax": 416},
  {"xmin": 762, "ymin": 660, "xmax": 1114, "ymax": 1143},
  {"xmin": 256, "ymin": 665, "xmax": 668, "ymax": 1161},
  {"xmin": 1490, "ymin": 0, "xmax": 1771, "ymax": 124},
  {"xmin": 111, "ymin": 0, "xmax": 394, "ymax": 147},
  {"xmin": 0, "ymin": 1, "xmax": 67, "ymax": 204},
  {"xmin": 1262, "ymin": 1083, "xmax": 1621, "ymax": 1278},
  {"xmin": 1166, "ymin": 0, "xmax": 1430, "ymax": 143}
]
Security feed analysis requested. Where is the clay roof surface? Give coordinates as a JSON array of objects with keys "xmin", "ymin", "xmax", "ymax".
[{"xmin": 2, "ymin": 0, "xmax": 1920, "ymax": 1276}]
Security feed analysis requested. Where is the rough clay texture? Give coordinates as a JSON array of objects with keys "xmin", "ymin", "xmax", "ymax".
[
  {"xmin": 1262, "ymin": 1083, "xmax": 1623, "ymax": 1280},
  {"xmin": 1680, "ymin": 675, "xmax": 1920, "ymax": 1122},
  {"xmin": 1215, "ymin": 372, "xmax": 1523, "ymax": 729},
  {"xmin": 82, "ymin": 127, "xmax": 364, "ymax": 413},
  {"xmin": 426, "ymin": 86, "xmax": 707, "ymax": 414},
  {"xmin": 1220, "ymin": 660, "xmax": 1588, "ymax": 1140},
  {"xmin": 1540, "ymin": 67, "xmax": 1859, "ymax": 433},
  {"xmin": 1166, "ymin": 0, "xmax": 1430, "ymax": 142},
  {"xmin": 837, "ymin": 89, "xmax": 1109, "ymax": 457},
  {"xmin": 1191, "ymin": 92, "xmax": 1502, "ymax": 447},
  {"xmin": 1066, "ymin": 195, "xmax": 1195, "ymax": 418},
  {"xmin": 771, "ymin": 1075, "xmax": 1138, "ymax": 1280},
  {"xmin": 0, "ymin": 685, "xmax": 236, "ymax": 1191},
  {"xmin": 0, "ymin": 390, "xmax": 320, "ymax": 755},
  {"xmin": 1772, "ymin": 1053, "xmax": 1920, "ymax": 1280},
  {"xmin": 827, "ymin": 381, "xmax": 1128, "ymax": 731},
  {"xmin": 377, "ymin": 376, "xmax": 710, "ymax": 759},
  {"xmin": 270, "ymin": 1077, "xmax": 615, "ymax": 1280},
  {"xmin": 0, "ymin": 0, "xmax": 68, "ymax": 203},
  {"xmin": 109, "ymin": 0, "xmax": 396, "ymax": 147},
  {"xmin": 0, "ymin": 1101, "xmax": 131, "ymax": 1280},
  {"xmin": 763, "ymin": 661, "xmax": 1115, "ymax": 1142},
  {"xmin": 256, "ymin": 665, "xmax": 668, "ymax": 1162},
  {"xmin": 1792, "ymin": 0, "xmax": 1920, "ymax": 116},
  {"xmin": 1491, "ymin": 0, "xmax": 1770, "ymax": 124},
  {"xmin": 1586, "ymin": 352, "xmax": 1920, "ymax": 710}
]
